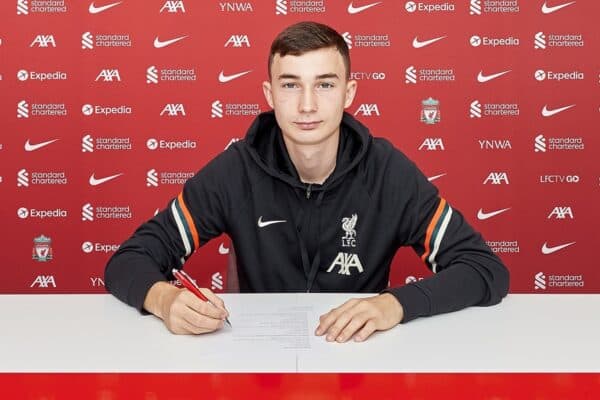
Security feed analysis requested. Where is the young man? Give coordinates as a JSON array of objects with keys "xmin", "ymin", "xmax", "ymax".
[{"xmin": 105, "ymin": 22, "xmax": 509, "ymax": 343}]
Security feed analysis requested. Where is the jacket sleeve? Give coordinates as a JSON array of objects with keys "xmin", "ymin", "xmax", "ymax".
[
  {"xmin": 104, "ymin": 148, "xmax": 238, "ymax": 312},
  {"xmin": 384, "ymin": 151, "xmax": 510, "ymax": 323}
]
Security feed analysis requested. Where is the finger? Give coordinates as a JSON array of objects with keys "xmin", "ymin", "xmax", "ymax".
[
  {"xmin": 322, "ymin": 309, "xmax": 359, "ymax": 342},
  {"xmin": 181, "ymin": 290, "xmax": 228, "ymax": 320},
  {"xmin": 177, "ymin": 318, "xmax": 217, "ymax": 335},
  {"xmin": 315, "ymin": 299, "xmax": 360, "ymax": 335},
  {"xmin": 181, "ymin": 306, "xmax": 225, "ymax": 332},
  {"xmin": 337, "ymin": 313, "xmax": 369, "ymax": 343},
  {"xmin": 353, "ymin": 320, "xmax": 377, "ymax": 342},
  {"xmin": 199, "ymin": 288, "xmax": 229, "ymax": 317}
]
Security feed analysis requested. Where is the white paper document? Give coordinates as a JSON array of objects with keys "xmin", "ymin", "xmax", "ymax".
[{"xmin": 231, "ymin": 306, "xmax": 314, "ymax": 349}]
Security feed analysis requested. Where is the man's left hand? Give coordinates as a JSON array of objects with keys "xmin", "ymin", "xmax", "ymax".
[{"xmin": 315, "ymin": 293, "xmax": 404, "ymax": 343}]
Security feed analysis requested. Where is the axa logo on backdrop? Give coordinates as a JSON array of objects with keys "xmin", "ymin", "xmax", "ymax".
[
  {"xmin": 96, "ymin": 69, "xmax": 121, "ymax": 82},
  {"xmin": 160, "ymin": 0, "xmax": 186, "ymax": 12},
  {"xmin": 224, "ymin": 35, "xmax": 251, "ymax": 47},
  {"xmin": 483, "ymin": 172, "xmax": 509, "ymax": 185},
  {"xmin": 354, "ymin": 104, "xmax": 380, "ymax": 116}
]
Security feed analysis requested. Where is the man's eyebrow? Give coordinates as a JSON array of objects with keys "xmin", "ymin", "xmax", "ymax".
[{"xmin": 277, "ymin": 73, "xmax": 340, "ymax": 80}]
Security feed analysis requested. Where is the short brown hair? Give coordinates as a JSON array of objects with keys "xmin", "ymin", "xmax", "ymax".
[{"xmin": 268, "ymin": 21, "xmax": 351, "ymax": 79}]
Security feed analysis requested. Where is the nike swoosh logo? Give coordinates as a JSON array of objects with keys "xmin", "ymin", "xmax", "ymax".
[
  {"xmin": 477, "ymin": 207, "xmax": 511, "ymax": 220},
  {"xmin": 412, "ymin": 35, "xmax": 447, "ymax": 49},
  {"xmin": 541, "ymin": 1, "xmax": 576, "ymax": 14},
  {"xmin": 257, "ymin": 216, "xmax": 286, "ymax": 228},
  {"xmin": 477, "ymin": 70, "xmax": 511, "ymax": 83},
  {"xmin": 24, "ymin": 139, "xmax": 59, "ymax": 151},
  {"xmin": 541, "ymin": 104, "xmax": 576, "ymax": 117},
  {"xmin": 89, "ymin": 1, "xmax": 122, "ymax": 14},
  {"xmin": 153, "ymin": 35, "xmax": 188, "ymax": 49},
  {"xmin": 427, "ymin": 173, "xmax": 447, "ymax": 182},
  {"xmin": 89, "ymin": 172, "xmax": 123, "ymax": 186},
  {"xmin": 218, "ymin": 243, "xmax": 230, "ymax": 254},
  {"xmin": 218, "ymin": 70, "xmax": 252, "ymax": 83},
  {"xmin": 541, "ymin": 241, "xmax": 576, "ymax": 255},
  {"xmin": 347, "ymin": 1, "xmax": 382, "ymax": 14}
]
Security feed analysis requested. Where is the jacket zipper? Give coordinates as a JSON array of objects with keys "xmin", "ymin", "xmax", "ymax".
[{"xmin": 305, "ymin": 184, "xmax": 312, "ymax": 199}]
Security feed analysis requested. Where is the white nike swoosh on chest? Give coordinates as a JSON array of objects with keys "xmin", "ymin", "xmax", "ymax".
[{"xmin": 257, "ymin": 216, "xmax": 287, "ymax": 228}]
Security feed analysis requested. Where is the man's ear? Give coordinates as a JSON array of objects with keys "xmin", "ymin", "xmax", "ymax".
[
  {"xmin": 344, "ymin": 80, "xmax": 358, "ymax": 109},
  {"xmin": 262, "ymin": 81, "xmax": 274, "ymax": 108}
]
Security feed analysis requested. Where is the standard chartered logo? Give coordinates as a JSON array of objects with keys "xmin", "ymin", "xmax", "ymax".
[
  {"xmin": 82, "ymin": 32, "xmax": 94, "ymax": 49},
  {"xmin": 342, "ymin": 32, "xmax": 352, "ymax": 49},
  {"xmin": 535, "ymin": 134, "xmax": 546, "ymax": 152},
  {"xmin": 82, "ymin": 203, "xmax": 94, "ymax": 221},
  {"xmin": 405, "ymin": 66, "xmax": 417, "ymax": 84},
  {"xmin": 82, "ymin": 134, "xmax": 94, "ymax": 152},
  {"xmin": 470, "ymin": 0, "xmax": 481, "ymax": 15},
  {"xmin": 211, "ymin": 272, "xmax": 224, "ymax": 290},
  {"xmin": 146, "ymin": 66, "xmax": 158, "ymax": 84},
  {"xmin": 17, "ymin": 169, "xmax": 29, "ymax": 187},
  {"xmin": 17, "ymin": 100, "xmax": 29, "ymax": 118},
  {"xmin": 146, "ymin": 169, "xmax": 159, "ymax": 187},
  {"xmin": 534, "ymin": 272, "xmax": 546, "ymax": 290},
  {"xmin": 211, "ymin": 100, "xmax": 223, "ymax": 118},
  {"xmin": 534, "ymin": 32, "xmax": 546, "ymax": 49},
  {"xmin": 17, "ymin": 0, "xmax": 29, "ymax": 14},
  {"xmin": 275, "ymin": 0, "xmax": 287, "ymax": 15},
  {"xmin": 470, "ymin": 100, "xmax": 482, "ymax": 118}
]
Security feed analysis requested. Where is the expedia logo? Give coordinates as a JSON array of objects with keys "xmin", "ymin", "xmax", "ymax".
[
  {"xmin": 470, "ymin": 35, "xmax": 519, "ymax": 47},
  {"xmin": 81, "ymin": 241, "xmax": 120, "ymax": 254},
  {"xmin": 534, "ymin": 69, "xmax": 584, "ymax": 82},
  {"xmin": 146, "ymin": 138, "xmax": 197, "ymax": 150},
  {"xmin": 81, "ymin": 104, "xmax": 132, "ymax": 116},
  {"xmin": 18, "ymin": 207, "xmax": 67, "ymax": 219},
  {"xmin": 17, "ymin": 69, "xmax": 67, "ymax": 81},
  {"xmin": 405, "ymin": 1, "xmax": 455, "ymax": 13}
]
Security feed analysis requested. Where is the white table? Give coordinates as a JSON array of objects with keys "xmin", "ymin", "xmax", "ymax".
[{"xmin": 1, "ymin": 293, "xmax": 598, "ymax": 373}]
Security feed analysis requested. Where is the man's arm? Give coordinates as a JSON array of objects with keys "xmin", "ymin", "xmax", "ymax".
[
  {"xmin": 316, "ymin": 149, "xmax": 509, "ymax": 341},
  {"xmin": 104, "ymin": 148, "xmax": 240, "ymax": 333}
]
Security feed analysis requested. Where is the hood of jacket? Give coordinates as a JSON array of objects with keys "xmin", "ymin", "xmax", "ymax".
[{"xmin": 242, "ymin": 110, "xmax": 372, "ymax": 191}]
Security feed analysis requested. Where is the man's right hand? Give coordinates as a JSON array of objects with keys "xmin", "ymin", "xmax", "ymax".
[{"xmin": 143, "ymin": 281, "xmax": 229, "ymax": 335}]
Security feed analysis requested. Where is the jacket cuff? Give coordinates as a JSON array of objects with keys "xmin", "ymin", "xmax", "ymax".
[
  {"xmin": 128, "ymin": 271, "xmax": 167, "ymax": 315},
  {"xmin": 382, "ymin": 284, "xmax": 431, "ymax": 323}
]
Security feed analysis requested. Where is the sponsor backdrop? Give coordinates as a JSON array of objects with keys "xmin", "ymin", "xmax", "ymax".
[{"xmin": 1, "ymin": 1, "xmax": 598, "ymax": 294}]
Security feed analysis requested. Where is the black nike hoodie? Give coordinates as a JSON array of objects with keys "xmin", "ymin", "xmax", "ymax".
[{"xmin": 105, "ymin": 111, "xmax": 509, "ymax": 322}]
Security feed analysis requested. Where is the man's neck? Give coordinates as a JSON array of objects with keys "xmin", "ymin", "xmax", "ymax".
[{"xmin": 283, "ymin": 132, "xmax": 339, "ymax": 185}]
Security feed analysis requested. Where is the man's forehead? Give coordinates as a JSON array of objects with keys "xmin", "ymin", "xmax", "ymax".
[{"xmin": 271, "ymin": 48, "xmax": 345, "ymax": 76}]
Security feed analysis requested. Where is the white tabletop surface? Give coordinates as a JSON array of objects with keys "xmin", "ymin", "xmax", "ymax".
[{"xmin": 1, "ymin": 293, "xmax": 598, "ymax": 373}]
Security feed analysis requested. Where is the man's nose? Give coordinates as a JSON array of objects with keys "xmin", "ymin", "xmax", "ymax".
[{"xmin": 299, "ymin": 88, "xmax": 317, "ymax": 113}]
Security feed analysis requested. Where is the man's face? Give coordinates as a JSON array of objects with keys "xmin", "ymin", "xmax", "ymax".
[{"xmin": 263, "ymin": 47, "xmax": 357, "ymax": 146}]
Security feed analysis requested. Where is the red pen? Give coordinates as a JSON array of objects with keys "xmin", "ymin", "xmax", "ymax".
[{"xmin": 172, "ymin": 268, "xmax": 232, "ymax": 327}]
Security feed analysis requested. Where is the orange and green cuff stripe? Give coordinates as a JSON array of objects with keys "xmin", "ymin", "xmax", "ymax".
[
  {"xmin": 170, "ymin": 192, "xmax": 199, "ymax": 257},
  {"xmin": 420, "ymin": 198, "xmax": 453, "ymax": 273}
]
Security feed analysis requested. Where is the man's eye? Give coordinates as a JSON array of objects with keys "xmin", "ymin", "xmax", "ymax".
[
  {"xmin": 318, "ymin": 82, "xmax": 334, "ymax": 89},
  {"xmin": 282, "ymin": 82, "xmax": 297, "ymax": 89}
]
